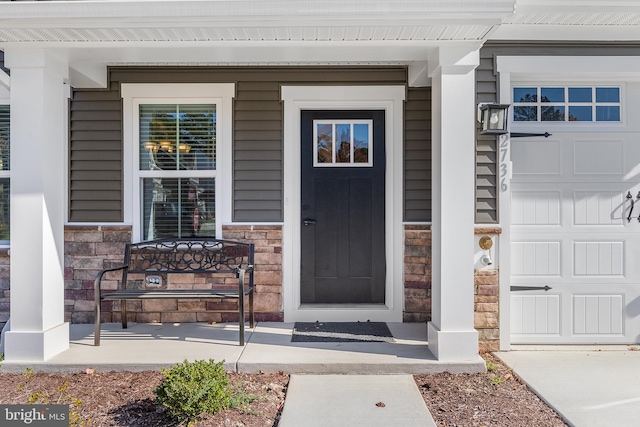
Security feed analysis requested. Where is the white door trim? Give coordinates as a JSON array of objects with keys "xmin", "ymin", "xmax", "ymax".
[{"xmin": 281, "ymin": 85, "xmax": 405, "ymax": 322}]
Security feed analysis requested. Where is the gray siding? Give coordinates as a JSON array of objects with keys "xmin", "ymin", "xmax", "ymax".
[
  {"xmin": 70, "ymin": 67, "xmax": 431, "ymax": 223},
  {"xmin": 476, "ymin": 41, "xmax": 640, "ymax": 223},
  {"xmin": 405, "ymin": 88, "xmax": 431, "ymax": 221}
]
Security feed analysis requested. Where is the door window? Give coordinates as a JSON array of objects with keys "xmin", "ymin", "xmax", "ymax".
[{"xmin": 314, "ymin": 120, "xmax": 372, "ymax": 167}]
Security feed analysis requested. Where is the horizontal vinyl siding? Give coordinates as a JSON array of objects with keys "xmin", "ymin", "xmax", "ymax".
[
  {"xmin": 405, "ymin": 87, "xmax": 431, "ymax": 222},
  {"xmin": 69, "ymin": 66, "xmax": 425, "ymax": 223},
  {"xmin": 475, "ymin": 50, "xmax": 499, "ymax": 223},
  {"xmin": 476, "ymin": 41, "xmax": 640, "ymax": 224},
  {"xmin": 69, "ymin": 82, "xmax": 122, "ymax": 222}
]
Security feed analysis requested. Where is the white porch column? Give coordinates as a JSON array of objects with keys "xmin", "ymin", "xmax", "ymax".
[
  {"xmin": 4, "ymin": 49, "xmax": 69, "ymax": 361},
  {"xmin": 427, "ymin": 46, "xmax": 481, "ymax": 361}
]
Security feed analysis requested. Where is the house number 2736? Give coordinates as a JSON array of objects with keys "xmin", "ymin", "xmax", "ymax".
[{"xmin": 499, "ymin": 135, "xmax": 509, "ymax": 193}]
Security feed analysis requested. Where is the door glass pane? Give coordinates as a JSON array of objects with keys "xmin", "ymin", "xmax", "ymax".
[
  {"xmin": 596, "ymin": 106, "xmax": 621, "ymax": 121},
  {"xmin": 541, "ymin": 88, "xmax": 564, "ymax": 103},
  {"xmin": 316, "ymin": 123, "xmax": 333, "ymax": 164},
  {"xmin": 542, "ymin": 106, "xmax": 565, "ymax": 121},
  {"xmin": 596, "ymin": 88, "xmax": 620, "ymax": 103},
  {"xmin": 335, "ymin": 124, "xmax": 351, "ymax": 163},
  {"xmin": 142, "ymin": 177, "xmax": 215, "ymax": 239},
  {"xmin": 514, "ymin": 106, "xmax": 537, "ymax": 121},
  {"xmin": 514, "ymin": 87, "xmax": 537, "ymax": 102},
  {"xmin": 140, "ymin": 104, "xmax": 216, "ymax": 171},
  {"xmin": 569, "ymin": 88, "xmax": 592, "ymax": 103},
  {"xmin": 569, "ymin": 106, "xmax": 592, "ymax": 121},
  {"xmin": 353, "ymin": 123, "xmax": 369, "ymax": 164}
]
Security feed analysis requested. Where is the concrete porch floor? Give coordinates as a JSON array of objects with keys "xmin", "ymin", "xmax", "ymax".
[{"xmin": 1, "ymin": 322, "xmax": 485, "ymax": 374}]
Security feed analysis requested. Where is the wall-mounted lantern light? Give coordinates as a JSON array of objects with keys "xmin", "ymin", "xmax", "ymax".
[{"xmin": 478, "ymin": 103, "xmax": 510, "ymax": 135}]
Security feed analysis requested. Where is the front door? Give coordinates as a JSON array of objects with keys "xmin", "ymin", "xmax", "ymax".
[{"xmin": 300, "ymin": 110, "xmax": 385, "ymax": 304}]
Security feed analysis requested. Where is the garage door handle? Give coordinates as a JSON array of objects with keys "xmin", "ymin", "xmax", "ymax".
[
  {"xmin": 510, "ymin": 286, "xmax": 552, "ymax": 292},
  {"xmin": 627, "ymin": 191, "xmax": 635, "ymax": 223},
  {"xmin": 303, "ymin": 218, "xmax": 317, "ymax": 226}
]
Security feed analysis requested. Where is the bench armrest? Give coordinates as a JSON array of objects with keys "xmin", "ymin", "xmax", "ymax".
[{"xmin": 94, "ymin": 265, "xmax": 129, "ymax": 293}]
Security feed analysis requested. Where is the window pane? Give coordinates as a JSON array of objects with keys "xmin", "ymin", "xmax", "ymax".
[
  {"xmin": 335, "ymin": 124, "xmax": 350, "ymax": 163},
  {"xmin": 596, "ymin": 106, "xmax": 621, "ymax": 121},
  {"xmin": 513, "ymin": 87, "xmax": 537, "ymax": 102},
  {"xmin": 0, "ymin": 105, "xmax": 9, "ymax": 171},
  {"xmin": 514, "ymin": 106, "xmax": 537, "ymax": 121},
  {"xmin": 542, "ymin": 106, "xmax": 565, "ymax": 121},
  {"xmin": 568, "ymin": 88, "xmax": 592, "ymax": 103},
  {"xmin": 596, "ymin": 88, "xmax": 620, "ymax": 103},
  {"xmin": 0, "ymin": 178, "xmax": 9, "ymax": 242},
  {"xmin": 353, "ymin": 123, "xmax": 369, "ymax": 164},
  {"xmin": 541, "ymin": 88, "xmax": 564, "ymax": 103},
  {"xmin": 140, "ymin": 104, "xmax": 216, "ymax": 171},
  {"xmin": 316, "ymin": 123, "xmax": 333, "ymax": 164},
  {"xmin": 142, "ymin": 177, "xmax": 215, "ymax": 239},
  {"xmin": 568, "ymin": 106, "xmax": 592, "ymax": 122}
]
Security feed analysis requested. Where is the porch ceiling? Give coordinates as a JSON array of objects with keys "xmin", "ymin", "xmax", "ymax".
[{"xmin": 1, "ymin": 0, "xmax": 640, "ymax": 88}]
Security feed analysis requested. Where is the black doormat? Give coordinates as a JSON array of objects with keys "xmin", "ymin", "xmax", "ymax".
[{"xmin": 291, "ymin": 322, "xmax": 395, "ymax": 343}]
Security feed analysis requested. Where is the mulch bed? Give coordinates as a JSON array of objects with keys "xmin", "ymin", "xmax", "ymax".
[{"xmin": 0, "ymin": 353, "xmax": 567, "ymax": 426}]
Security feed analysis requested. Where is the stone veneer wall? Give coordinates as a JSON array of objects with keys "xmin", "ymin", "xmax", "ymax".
[
  {"xmin": 63, "ymin": 225, "xmax": 283, "ymax": 325},
  {"xmin": 403, "ymin": 225, "xmax": 501, "ymax": 351},
  {"xmin": 474, "ymin": 227, "xmax": 501, "ymax": 352},
  {"xmin": 4, "ymin": 223, "xmax": 498, "ymax": 353},
  {"xmin": 403, "ymin": 225, "xmax": 431, "ymax": 322}
]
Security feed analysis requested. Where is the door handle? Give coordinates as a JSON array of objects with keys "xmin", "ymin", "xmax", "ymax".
[{"xmin": 303, "ymin": 218, "xmax": 317, "ymax": 226}]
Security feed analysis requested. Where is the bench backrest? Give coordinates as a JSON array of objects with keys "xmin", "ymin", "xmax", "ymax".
[{"xmin": 123, "ymin": 238, "xmax": 254, "ymax": 276}]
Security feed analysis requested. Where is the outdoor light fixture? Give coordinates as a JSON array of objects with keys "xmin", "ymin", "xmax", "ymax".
[{"xmin": 478, "ymin": 103, "xmax": 510, "ymax": 135}]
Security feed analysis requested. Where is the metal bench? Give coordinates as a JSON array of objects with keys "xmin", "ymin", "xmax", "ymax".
[{"xmin": 94, "ymin": 238, "xmax": 254, "ymax": 346}]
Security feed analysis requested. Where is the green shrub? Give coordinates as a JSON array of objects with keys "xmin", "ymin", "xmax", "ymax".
[{"xmin": 154, "ymin": 359, "xmax": 233, "ymax": 424}]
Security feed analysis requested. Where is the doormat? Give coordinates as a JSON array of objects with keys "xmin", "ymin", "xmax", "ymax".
[{"xmin": 291, "ymin": 322, "xmax": 395, "ymax": 343}]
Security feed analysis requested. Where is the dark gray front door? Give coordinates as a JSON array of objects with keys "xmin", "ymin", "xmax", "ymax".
[{"xmin": 300, "ymin": 110, "xmax": 386, "ymax": 304}]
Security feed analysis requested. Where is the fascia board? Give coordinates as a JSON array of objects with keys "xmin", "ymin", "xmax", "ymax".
[{"xmin": 0, "ymin": 1, "xmax": 516, "ymax": 22}]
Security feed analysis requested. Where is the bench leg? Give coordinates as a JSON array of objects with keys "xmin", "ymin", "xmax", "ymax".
[
  {"xmin": 249, "ymin": 290, "xmax": 254, "ymax": 329},
  {"xmin": 94, "ymin": 297, "xmax": 101, "ymax": 346},
  {"xmin": 238, "ymin": 269, "xmax": 246, "ymax": 346},
  {"xmin": 121, "ymin": 300, "xmax": 128, "ymax": 329}
]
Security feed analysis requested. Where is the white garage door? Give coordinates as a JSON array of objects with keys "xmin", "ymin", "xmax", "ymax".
[{"xmin": 510, "ymin": 85, "xmax": 640, "ymax": 344}]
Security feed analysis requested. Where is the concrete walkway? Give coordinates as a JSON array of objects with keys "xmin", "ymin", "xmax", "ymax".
[
  {"xmin": 497, "ymin": 346, "xmax": 640, "ymax": 427},
  {"xmin": 279, "ymin": 374, "xmax": 435, "ymax": 427}
]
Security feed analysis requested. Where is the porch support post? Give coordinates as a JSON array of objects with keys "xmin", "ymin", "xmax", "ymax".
[
  {"xmin": 427, "ymin": 46, "xmax": 481, "ymax": 361},
  {"xmin": 3, "ymin": 48, "xmax": 69, "ymax": 361}
]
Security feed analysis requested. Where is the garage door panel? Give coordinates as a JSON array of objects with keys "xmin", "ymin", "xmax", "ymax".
[
  {"xmin": 573, "ymin": 241, "xmax": 624, "ymax": 277},
  {"xmin": 512, "ymin": 241, "xmax": 561, "ymax": 276},
  {"xmin": 511, "ymin": 294, "xmax": 560, "ymax": 335},
  {"xmin": 512, "ymin": 139, "xmax": 561, "ymax": 175},
  {"xmin": 512, "ymin": 190, "xmax": 561, "ymax": 225},
  {"xmin": 574, "ymin": 191, "xmax": 624, "ymax": 225},
  {"xmin": 574, "ymin": 139, "xmax": 624, "ymax": 176},
  {"xmin": 573, "ymin": 295, "xmax": 624, "ymax": 336}
]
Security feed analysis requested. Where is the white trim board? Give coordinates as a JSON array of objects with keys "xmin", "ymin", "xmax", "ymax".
[
  {"xmin": 281, "ymin": 85, "xmax": 406, "ymax": 322},
  {"xmin": 121, "ymin": 83, "xmax": 235, "ymax": 241}
]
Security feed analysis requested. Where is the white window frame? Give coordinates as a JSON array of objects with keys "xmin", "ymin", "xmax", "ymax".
[
  {"xmin": 122, "ymin": 84, "xmax": 234, "ymax": 241},
  {"xmin": 512, "ymin": 84, "xmax": 623, "ymax": 124},
  {"xmin": 313, "ymin": 119, "xmax": 373, "ymax": 167},
  {"xmin": 0, "ymin": 99, "xmax": 8, "ymax": 247}
]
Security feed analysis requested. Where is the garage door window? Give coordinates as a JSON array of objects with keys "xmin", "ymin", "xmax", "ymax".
[{"xmin": 513, "ymin": 86, "xmax": 621, "ymax": 123}]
